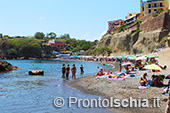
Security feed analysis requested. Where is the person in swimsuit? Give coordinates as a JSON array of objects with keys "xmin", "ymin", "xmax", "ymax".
[
  {"xmin": 139, "ymin": 73, "xmax": 149, "ymax": 86},
  {"xmin": 154, "ymin": 75, "xmax": 164, "ymax": 87},
  {"xmin": 119, "ymin": 60, "xmax": 122, "ymax": 72},
  {"xmin": 71, "ymin": 64, "xmax": 76, "ymax": 79},
  {"xmin": 96, "ymin": 68, "xmax": 105, "ymax": 76},
  {"xmin": 80, "ymin": 65, "xmax": 84, "ymax": 74},
  {"xmin": 66, "ymin": 64, "xmax": 70, "ymax": 80},
  {"xmin": 62, "ymin": 64, "xmax": 65, "ymax": 78}
]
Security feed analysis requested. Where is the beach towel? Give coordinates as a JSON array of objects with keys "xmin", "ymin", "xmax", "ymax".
[
  {"xmin": 107, "ymin": 77, "xmax": 125, "ymax": 80},
  {"xmin": 95, "ymin": 75, "xmax": 110, "ymax": 79},
  {"xmin": 138, "ymin": 86, "xmax": 151, "ymax": 90}
]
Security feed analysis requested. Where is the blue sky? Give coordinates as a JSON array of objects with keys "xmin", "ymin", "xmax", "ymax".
[{"xmin": 0, "ymin": 0, "xmax": 152, "ymax": 41}]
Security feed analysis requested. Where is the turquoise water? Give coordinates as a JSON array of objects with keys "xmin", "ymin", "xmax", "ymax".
[{"xmin": 0, "ymin": 60, "xmax": 115, "ymax": 113}]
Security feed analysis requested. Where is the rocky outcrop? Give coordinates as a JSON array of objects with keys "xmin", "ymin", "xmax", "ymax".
[
  {"xmin": 97, "ymin": 29, "xmax": 169, "ymax": 55},
  {"xmin": 29, "ymin": 70, "xmax": 44, "ymax": 75},
  {"xmin": 0, "ymin": 60, "xmax": 20, "ymax": 71}
]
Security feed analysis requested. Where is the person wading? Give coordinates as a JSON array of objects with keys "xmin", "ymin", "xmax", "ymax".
[
  {"xmin": 80, "ymin": 65, "xmax": 84, "ymax": 74},
  {"xmin": 66, "ymin": 64, "xmax": 70, "ymax": 80},
  {"xmin": 71, "ymin": 64, "xmax": 76, "ymax": 79},
  {"xmin": 62, "ymin": 64, "xmax": 66, "ymax": 78}
]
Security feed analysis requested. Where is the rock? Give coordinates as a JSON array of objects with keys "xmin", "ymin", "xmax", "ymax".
[
  {"xmin": 0, "ymin": 60, "xmax": 20, "ymax": 71},
  {"xmin": 29, "ymin": 70, "xmax": 44, "ymax": 75},
  {"xmin": 97, "ymin": 29, "xmax": 169, "ymax": 55}
]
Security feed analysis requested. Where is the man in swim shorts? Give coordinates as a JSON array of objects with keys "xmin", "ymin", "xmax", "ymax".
[
  {"xmin": 71, "ymin": 64, "xmax": 76, "ymax": 79},
  {"xmin": 66, "ymin": 64, "xmax": 70, "ymax": 80}
]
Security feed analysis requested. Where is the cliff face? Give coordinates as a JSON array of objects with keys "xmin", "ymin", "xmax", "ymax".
[
  {"xmin": 97, "ymin": 29, "xmax": 170, "ymax": 55},
  {"xmin": 97, "ymin": 11, "xmax": 170, "ymax": 55}
]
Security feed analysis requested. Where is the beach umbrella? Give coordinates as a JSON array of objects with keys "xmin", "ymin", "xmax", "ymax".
[
  {"xmin": 146, "ymin": 55, "xmax": 158, "ymax": 58},
  {"xmin": 144, "ymin": 64, "xmax": 162, "ymax": 70},
  {"xmin": 122, "ymin": 62, "xmax": 132, "ymax": 66},
  {"xmin": 116, "ymin": 56, "xmax": 124, "ymax": 59},
  {"xmin": 136, "ymin": 56, "xmax": 147, "ymax": 61},
  {"xmin": 127, "ymin": 56, "xmax": 137, "ymax": 60}
]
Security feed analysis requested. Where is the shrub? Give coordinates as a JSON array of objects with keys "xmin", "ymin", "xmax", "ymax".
[
  {"xmin": 118, "ymin": 24, "xmax": 127, "ymax": 33},
  {"xmin": 7, "ymin": 49, "xmax": 17, "ymax": 55}
]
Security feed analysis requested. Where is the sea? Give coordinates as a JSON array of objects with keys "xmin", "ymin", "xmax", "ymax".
[{"xmin": 0, "ymin": 59, "xmax": 119, "ymax": 113}]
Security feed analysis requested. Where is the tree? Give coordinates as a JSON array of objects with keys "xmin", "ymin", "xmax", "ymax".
[
  {"xmin": 35, "ymin": 32, "xmax": 45, "ymax": 39},
  {"xmin": 47, "ymin": 32, "xmax": 57, "ymax": 39},
  {"xmin": 93, "ymin": 46, "xmax": 112, "ymax": 56},
  {"xmin": 59, "ymin": 34, "xmax": 70, "ymax": 39},
  {"xmin": 0, "ymin": 33, "xmax": 2, "ymax": 38}
]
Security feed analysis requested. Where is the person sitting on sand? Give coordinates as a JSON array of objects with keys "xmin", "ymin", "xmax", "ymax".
[
  {"xmin": 106, "ymin": 71, "xmax": 110, "ymax": 75},
  {"xmin": 71, "ymin": 64, "xmax": 76, "ymax": 79},
  {"xmin": 96, "ymin": 68, "xmax": 105, "ymax": 76},
  {"xmin": 139, "ymin": 73, "xmax": 149, "ymax": 86},
  {"xmin": 153, "ymin": 75, "xmax": 164, "ymax": 87}
]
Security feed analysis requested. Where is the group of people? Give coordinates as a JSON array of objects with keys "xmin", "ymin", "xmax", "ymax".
[
  {"xmin": 139, "ymin": 73, "xmax": 165, "ymax": 87},
  {"xmin": 62, "ymin": 64, "xmax": 84, "ymax": 80}
]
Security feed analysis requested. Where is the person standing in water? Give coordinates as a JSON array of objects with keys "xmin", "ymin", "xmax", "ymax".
[
  {"xmin": 71, "ymin": 64, "xmax": 76, "ymax": 79},
  {"xmin": 62, "ymin": 64, "xmax": 66, "ymax": 78},
  {"xmin": 66, "ymin": 64, "xmax": 70, "ymax": 80},
  {"xmin": 80, "ymin": 65, "xmax": 84, "ymax": 74}
]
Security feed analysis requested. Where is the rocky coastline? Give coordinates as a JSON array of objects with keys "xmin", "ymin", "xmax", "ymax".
[{"xmin": 0, "ymin": 60, "xmax": 20, "ymax": 72}]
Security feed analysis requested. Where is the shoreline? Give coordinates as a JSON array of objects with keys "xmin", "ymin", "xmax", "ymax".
[{"xmin": 67, "ymin": 68, "xmax": 170, "ymax": 113}]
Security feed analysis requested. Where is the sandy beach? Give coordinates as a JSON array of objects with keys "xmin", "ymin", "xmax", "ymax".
[{"xmin": 67, "ymin": 49, "xmax": 170, "ymax": 113}]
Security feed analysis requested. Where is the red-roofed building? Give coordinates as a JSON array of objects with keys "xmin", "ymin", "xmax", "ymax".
[
  {"xmin": 108, "ymin": 19, "xmax": 124, "ymax": 32},
  {"xmin": 49, "ymin": 40, "xmax": 64, "ymax": 48}
]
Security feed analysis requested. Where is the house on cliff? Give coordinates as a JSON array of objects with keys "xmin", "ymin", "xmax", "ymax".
[
  {"xmin": 124, "ymin": 13, "xmax": 140, "ymax": 25},
  {"xmin": 48, "ymin": 40, "xmax": 64, "ymax": 49},
  {"xmin": 107, "ymin": 19, "xmax": 124, "ymax": 32},
  {"xmin": 139, "ymin": 0, "xmax": 169, "ymax": 18}
]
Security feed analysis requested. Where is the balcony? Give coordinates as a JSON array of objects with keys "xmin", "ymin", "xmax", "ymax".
[{"xmin": 147, "ymin": 5, "xmax": 164, "ymax": 8}]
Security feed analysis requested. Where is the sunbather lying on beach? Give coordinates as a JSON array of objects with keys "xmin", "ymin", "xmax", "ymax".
[
  {"xmin": 139, "ymin": 73, "xmax": 149, "ymax": 86},
  {"xmin": 96, "ymin": 68, "xmax": 105, "ymax": 76}
]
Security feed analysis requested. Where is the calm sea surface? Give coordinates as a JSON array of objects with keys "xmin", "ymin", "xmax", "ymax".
[{"xmin": 0, "ymin": 60, "xmax": 118, "ymax": 113}]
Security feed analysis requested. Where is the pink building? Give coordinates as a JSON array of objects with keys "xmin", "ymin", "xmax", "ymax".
[
  {"xmin": 108, "ymin": 19, "xmax": 124, "ymax": 32},
  {"xmin": 49, "ymin": 40, "xmax": 64, "ymax": 48}
]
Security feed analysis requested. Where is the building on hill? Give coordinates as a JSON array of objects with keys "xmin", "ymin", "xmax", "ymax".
[
  {"xmin": 48, "ymin": 40, "xmax": 64, "ymax": 48},
  {"xmin": 125, "ymin": 12, "xmax": 140, "ymax": 19},
  {"xmin": 139, "ymin": 0, "xmax": 169, "ymax": 18},
  {"xmin": 107, "ymin": 19, "xmax": 124, "ymax": 32},
  {"xmin": 124, "ymin": 13, "xmax": 140, "ymax": 25}
]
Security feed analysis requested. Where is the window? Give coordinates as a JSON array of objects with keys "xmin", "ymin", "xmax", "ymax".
[
  {"xmin": 154, "ymin": 9, "xmax": 157, "ymax": 12},
  {"xmin": 129, "ymin": 14, "xmax": 132, "ymax": 16},
  {"xmin": 148, "ymin": 4, "xmax": 151, "ymax": 8},
  {"xmin": 154, "ymin": 3, "xmax": 157, "ymax": 7},
  {"xmin": 143, "ymin": 7, "xmax": 144, "ymax": 11},
  {"xmin": 160, "ymin": 3, "xmax": 163, "ymax": 7},
  {"xmin": 148, "ymin": 9, "xmax": 152, "ymax": 13}
]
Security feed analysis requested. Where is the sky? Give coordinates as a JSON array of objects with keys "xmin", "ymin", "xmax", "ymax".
[{"xmin": 0, "ymin": 0, "xmax": 149, "ymax": 41}]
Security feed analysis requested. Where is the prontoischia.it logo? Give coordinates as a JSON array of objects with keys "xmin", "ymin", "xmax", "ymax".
[{"xmin": 54, "ymin": 97, "xmax": 160, "ymax": 108}]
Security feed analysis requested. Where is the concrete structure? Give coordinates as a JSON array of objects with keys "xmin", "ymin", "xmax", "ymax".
[
  {"xmin": 139, "ymin": 0, "xmax": 169, "ymax": 18},
  {"xmin": 124, "ymin": 13, "xmax": 140, "ymax": 25},
  {"xmin": 49, "ymin": 40, "xmax": 64, "ymax": 48},
  {"xmin": 108, "ymin": 19, "xmax": 124, "ymax": 32}
]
